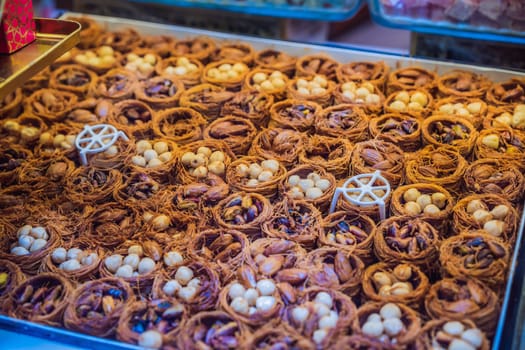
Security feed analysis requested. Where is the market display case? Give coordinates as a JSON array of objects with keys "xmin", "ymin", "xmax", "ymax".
[{"xmin": 1, "ymin": 5, "xmax": 525, "ymax": 350}]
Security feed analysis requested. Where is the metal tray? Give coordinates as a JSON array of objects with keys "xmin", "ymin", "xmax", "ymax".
[
  {"xmin": 4, "ymin": 11, "xmax": 523, "ymax": 350},
  {"xmin": 0, "ymin": 18, "xmax": 81, "ymax": 100}
]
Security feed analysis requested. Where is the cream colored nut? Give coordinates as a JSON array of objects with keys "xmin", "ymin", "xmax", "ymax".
[
  {"xmin": 431, "ymin": 192, "xmax": 447, "ymax": 209},
  {"xmin": 51, "ymin": 247, "xmax": 67, "ymax": 264},
  {"xmin": 443, "ymin": 321, "xmax": 465, "ymax": 336},
  {"xmin": 378, "ymin": 285, "xmax": 392, "ymax": 296},
  {"xmin": 423, "ymin": 204, "xmax": 441, "ymax": 215},
  {"xmin": 209, "ymin": 151, "xmax": 225, "ymax": 163},
  {"xmin": 227, "ymin": 69, "xmax": 238, "ymax": 79},
  {"xmin": 128, "ymin": 245, "xmax": 144, "ymax": 257},
  {"xmin": 292, "ymin": 306, "xmax": 309, "ymax": 324},
  {"xmin": 175, "ymin": 266, "xmax": 194, "ymax": 285},
  {"xmin": 342, "ymin": 82, "xmax": 356, "ymax": 92},
  {"xmin": 115, "ymin": 264, "xmax": 134, "ymax": 278},
  {"xmin": 246, "ymin": 179, "xmax": 259, "ymax": 187},
  {"xmin": 380, "ymin": 303, "xmax": 402, "ymax": 320},
  {"xmin": 138, "ymin": 330, "xmax": 163, "ymax": 349},
  {"xmin": 163, "ymin": 279, "xmax": 182, "ymax": 296},
  {"xmin": 296, "ymin": 78, "xmax": 309, "ymax": 88},
  {"xmin": 272, "ymin": 78, "xmax": 285, "ymax": 89},
  {"xmin": 362, "ymin": 321, "xmax": 384, "ymax": 337},
  {"xmin": 67, "ymin": 248, "xmax": 83, "ymax": 261},
  {"xmin": 252, "ymin": 72, "xmax": 267, "ymax": 84},
  {"xmin": 229, "ymin": 283, "xmax": 246, "ymax": 300},
  {"xmin": 30, "ymin": 239, "xmax": 47, "ymax": 252},
  {"xmin": 105, "ymin": 254, "xmax": 123, "ymax": 273},
  {"xmin": 457, "ymin": 107, "xmax": 470, "ymax": 117},
  {"xmin": 315, "ymin": 179, "xmax": 331, "ymax": 192},
  {"xmin": 17, "ymin": 225, "xmax": 32, "ymax": 238},
  {"xmin": 208, "ymin": 161, "xmax": 225, "ymax": 176},
  {"xmin": 390, "ymin": 282, "xmax": 411, "ymax": 296},
  {"xmin": 11, "ymin": 246, "xmax": 29, "ymax": 256},
  {"xmin": 97, "ymin": 46, "xmax": 114, "ymax": 56},
  {"xmin": 258, "ymin": 170, "xmax": 273, "ymax": 182},
  {"xmin": 483, "ymin": 220, "xmax": 504, "ymax": 237},
  {"xmin": 256, "ymin": 279, "xmax": 276, "ymax": 296},
  {"xmin": 188, "ymin": 277, "xmax": 201, "ymax": 289},
  {"xmin": 104, "ymin": 145, "xmax": 118, "ymax": 157},
  {"xmin": 59, "ymin": 259, "xmax": 81, "ymax": 272},
  {"xmin": 136, "ymin": 140, "xmax": 153, "ymax": 154},
  {"xmin": 231, "ymin": 296, "xmax": 249, "ymax": 315},
  {"xmin": 297, "ymin": 87, "xmax": 310, "ymax": 96},
  {"xmin": 237, "ymin": 163, "xmax": 250, "ymax": 177},
  {"xmin": 404, "ymin": 201, "xmax": 421, "ymax": 215},
  {"xmin": 288, "ymin": 175, "xmax": 300, "ymax": 187},
  {"xmin": 159, "ymin": 152, "xmax": 172, "ymax": 163},
  {"xmin": 261, "ymin": 159, "xmax": 279, "ymax": 174},
  {"xmin": 132, "ymin": 155, "xmax": 146, "ymax": 167},
  {"xmin": 123, "ymin": 254, "xmax": 140, "ymax": 270},
  {"xmin": 178, "ymin": 286, "xmax": 198, "ymax": 302},
  {"xmin": 39, "ymin": 132, "xmax": 53, "ymax": 145},
  {"xmin": 315, "ymin": 292, "xmax": 333, "ymax": 308},
  {"xmin": 395, "ymin": 91, "xmax": 410, "ymax": 104},
  {"xmin": 249, "ymin": 163, "xmax": 263, "ymax": 179},
  {"xmin": 306, "ymin": 187, "xmax": 324, "ymax": 200},
  {"xmin": 319, "ymin": 312, "xmax": 339, "ymax": 329},
  {"xmin": 298, "ymin": 179, "xmax": 315, "ymax": 192},
  {"xmin": 439, "ymin": 104, "xmax": 455, "ymax": 114},
  {"xmin": 410, "ymin": 91, "xmax": 428, "ymax": 106},
  {"xmin": 3, "ymin": 120, "xmax": 20, "ymax": 133},
  {"xmin": 289, "ymin": 187, "xmax": 304, "ymax": 200},
  {"xmin": 356, "ymin": 87, "xmax": 370, "ymax": 98},
  {"xmin": 255, "ymin": 296, "xmax": 276, "ymax": 312},
  {"xmin": 144, "ymin": 149, "xmax": 158, "ymax": 162},
  {"xmin": 152, "ymin": 214, "xmax": 170, "ymax": 230},
  {"xmin": 307, "ymin": 172, "xmax": 321, "ymax": 182},
  {"xmin": 384, "ymin": 317, "xmax": 404, "ymax": 336},
  {"xmin": 30, "ymin": 226, "xmax": 47, "ymax": 239},
  {"xmin": 461, "ymin": 328, "xmax": 483, "ymax": 348},
  {"xmin": 18, "ymin": 235, "xmax": 34, "ymax": 250},
  {"xmin": 20, "ymin": 127, "xmax": 40, "ymax": 141},
  {"xmin": 148, "ymin": 158, "xmax": 163, "ymax": 168},
  {"xmin": 191, "ymin": 154, "xmax": 207, "ymax": 168},
  {"xmin": 472, "ymin": 209, "xmax": 493, "ymax": 224},
  {"xmin": 153, "ymin": 141, "xmax": 169, "ymax": 155},
  {"xmin": 193, "ymin": 165, "xmax": 208, "ymax": 178},
  {"xmin": 408, "ymin": 102, "xmax": 423, "ymax": 110},
  {"xmin": 491, "ymin": 205, "xmax": 510, "ymax": 220},
  {"xmin": 181, "ymin": 152, "xmax": 196, "ymax": 166},
  {"xmin": 138, "ymin": 257, "xmax": 156, "ymax": 274},
  {"xmin": 164, "ymin": 251, "xmax": 184, "ymax": 267},
  {"xmin": 449, "ymin": 339, "xmax": 476, "ymax": 350},
  {"xmin": 314, "ymin": 303, "xmax": 331, "ymax": 317},
  {"xmin": 467, "ymin": 199, "xmax": 486, "ymax": 214},
  {"xmin": 416, "ymin": 194, "xmax": 431, "ymax": 209},
  {"xmin": 81, "ymin": 252, "xmax": 98, "ymax": 266},
  {"xmin": 467, "ymin": 102, "xmax": 482, "ymax": 114},
  {"xmin": 244, "ymin": 288, "xmax": 259, "ymax": 306},
  {"xmin": 393, "ymin": 264, "xmax": 412, "ymax": 281},
  {"xmin": 313, "ymin": 329, "xmax": 328, "ymax": 345},
  {"xmin": 390, "ymin": 100, "xmax": 406, "ymax": 111},
  {"xmin": 495, "ymin": 114, "xmax": 512, "ymax": 126},
  {"xmin": 367, "ymin": 313, "xmax": 381, "ymax": 323},
  {"xmin": 373, "ymin": 272, "xmax": 392, "ymax": 286},
  {"xmin": 403, "ymin": 188, "xmax": 421, "ymax": 202},
  {"xmin": 342, "ymin": 90, "xmax": 355, "ymax": 100},
  {"xmin": 311, "ymin": 87, "xmax": 326, "ymax": 95},
  {"xmin": 481, "ymin": 134, "xmax": 499, "ymax": 150},
  {"xmin": 260, "ymin": 80, "xmax": 274, "ymax": 91},
  {"xmin": 366, "ymin": 94, "xmax": 381, "ymax": 104}
]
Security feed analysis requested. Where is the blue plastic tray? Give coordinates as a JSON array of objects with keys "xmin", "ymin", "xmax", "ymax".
[
  {"xmin": 127, "ymin": 0, "xmax": 364, "ymax": 21},
  {"xmin": 368, "ymin": 0, "xmax": 525, "ymax": 45}
]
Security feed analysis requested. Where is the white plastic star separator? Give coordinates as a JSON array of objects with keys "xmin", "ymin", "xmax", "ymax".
[{"xmin": 75, "ymin": 124, "xmax": 129, "ymax": 166}]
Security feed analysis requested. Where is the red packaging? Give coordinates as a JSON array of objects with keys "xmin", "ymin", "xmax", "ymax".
[{"xmin": 0, "ymin": 0, "xmax": 36, "ymax": 54}]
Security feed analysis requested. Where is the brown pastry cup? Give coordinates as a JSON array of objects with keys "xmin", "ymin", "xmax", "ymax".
[
  {"xmin": 65, "ymin": 16, "xmax": 102, "ymax": 49},
  {"xmin": 249, "ymin": 128, "xmax": 304, "ymax": 169},
  {"xmin": 352, "ymin": 302, "xmax": 421, "ymax": 347},
  {"xmin": 107, "ymin": 99, "xmax": 155, "ymax": 135},
  {"xmin": 486, "ymin": 78, "xmax": 525, "ymax": 106},
  {"xmin": 139, "ymin": 34, "xmax": 175, "ymax": 58},
  {"xmin": 175, "ymin": 139, "xmax": 235, "ymax": 184},
  {"xmin": 452, "ymin": 194, "xmax": 518, "ymax": 244},
  {"xmin": 202, "ymin": 60, "xmax": 249, "ymax": 91},
  {"xmin": 33, "ymin": 123, "xmax": 81, "ymax": 160},
  {"xmin": 134, "ymin": 75, "xmax": 185, "ymax": 109},
  {"xmin": 187, "ymin": 229, "xmax": 250, "ymax": 283},
  {"xmin": 405, "ymin": 145, "xmax": 468, "ymax": 194},
  {"xmin": 254, "ymin": 48, "xmax": 297, "ymax": 77},
  {"xmin": 126, "ymin": 137, "xmax": 178, "ymax": 184},
  {"xmin": 383, "ymin": 89, "xmax": 434, "ymax": 119},
  {"xmin": 269, "ymin": 99, "xmax": 322, "ymax": 132},
  {"xmin": 39, "ymin": 241, "xmax": 103, "ymax": 282},
  {"xmin": 0, "ymin": 88, "xmax": 23, "ymax": 118},
  {"xmin": 440, "ymin": 233, "xmax": 510, "ymax": 291},
  {"xmin": 335, "ymin": 60, "xmax": 389, "ymax": 89},
  {"xmin": 362, "ymin": 262, "xmax": 430, "ymax": 309},
  {"xmin": 81, "ymin": 202, "xmax": 140, "ymax": 249},
  {"xmin": 5, "ymin": 272, "xmax": 73, "ymax": 327},
  {"xmin": 212, "ymin": 42, "xmax": 255, "ymax": 65},
  {"xmin": 120, "ymin": 49, "xmax": 161, "ymax": 80},
  {"xmin": 213, "ymin": 192, "xmax": 273, "ymax": 236},
  {"xmin": 248, "ymin": 237, "xmax": 307, "ymax": 281},
  {"xmin": 116, "ymin": 299, "xmax": 186, "ymax": 347},
  {"xmin": 333, "ymin": 81, "xmax": 385, "ymax": 114},
  {"xmin": 177, "ymin": 310, "xmax": 248, "ymax": 350},
  {"xmin": 21, "ymin": 68, "xmax": 50, "ymax": 96},
  {"xmin": 421, "ymin": 115, "xmax": 478, "ymax": 156},
  {"xmin": 375, "ymin": 216, "xmax": 440, "ymax": 272},
  {"xmin": 282, "ymin": 286, "xmax": 357, "ymax": 349},
  {"xmin": 49, "ymin": 64, "xmax": 97, "ymax": 96},
  {"xmin": 286, "ymin": 76, "xmax": 336, "ymax": 107},
  {"xmin": 0, "ymin": 142, "xmax": 33, "ymax": 187},
  {"xmin": 66, "ymin": 167, "xmax": 124, "ymax": 205},
  {"xmin": 25, "ymin": 89, "xmax": 78, "ymax": 122},
  {"xmin": 315, "ymin": 104, "xmax": 369, "ymax": 141},
  {"xmin": 0, "ymin": 259, "xmax": 25, "ymax": 302},
  {"xmin": 203, "ymin": 115, "xmax": 257, "ymax": 155},
  {"xmin": 434, "ymin": 96, "xmax": 488, "ymax": 130},
  {"xmin": 474, "ymin": 127, "xmax": 525, "ymax": 171},
  {"xmin": 153, "ymin": 107, "xmax": 207, "ymax": 145},
  {"xmin": 295, "ymin": 54, "xmax": 339, "ymax": 81},
  {"xmin": 387, "ymin": 66, "xmax": 437, "ymax": 94},
  {"xmin": 303, "ymin": 247, "xmax": 364, "ymax": 297},
  {"xmin": 463, "ymin": 158, "xmax": 525, "ymax": 203},
  {"xmin": 483, "ymin": 104, "xmax": 525, "ymax": 134},
  {"xmin": 261, "ymin": 198, "xmax": 322, "ymax": 250},
  {"xmin": 390, "ymin": 183, "xmax": 454, "ymax": 232},
  {"xmin": 226, "ymin": 156, "xmax": 286, "ymax": 198},
  {"xmin": 152, "ymin": 260, "xmax": 220, "ymax": 312},
  {"xmin": 420, "ymin": 318, "xmax": 490, "ymax": 350},
  {"xmin": 244, "ymin": 68, "xmax": 289, "ymax": 100},
  {"xmin": 113, "ymin": 170, "xmax": 162, "ymax": 208},
  {"xmin": 95, "ymin": 28, "xmax": 143, "ymax": 53},
  {"xmin": 90, "ymin": 68, "xmax": 138, "ymax": 101},
  {"xmin": 298, "ymin": 134, "xmax": 353, "ymax": 179},
  {"xmin": 71, "ymin": 48, "xmax": 122, "ymax": 74},
  {"xmin": 220, "ymin": 267, "xmax": 284, "ymax": 327},
  {"xmin": 172, "ymin": 36, "xmax": 216, "ymax": 63},
  {"xmin": 64, "ymin": 277, "xmax": 134, "ymax": 337},
  {"xmin": 62, "ymin": 98, "xmax": 112, "ymax": 128},
  {"xmin": 241, "ymin": 323, "xmax": 315, "ymax": 350},
  {"xmin": 0, "ymin": 217, "xmax": 61, "ymax": 275},
  {"xmin": 0, "ymin": 186, "xmax": 34, "ymax": 222},
  {"xmin": 437, "ymin": 70, "xmax": 491, "ymax": 98},
  {"xmin": 424, "ymin": 277, "xmax": 500, "ymax": 335},
  {"xmin": 221, "ymin": 88, "xmax": 274, "ymax": 127},
  {"xmin": 350, "ymin": 140, "xmax": 405, "ymax": 187},
  {"xmin": 157, "ymin": 56, "xmax": 204, "ymax": 88},
  {"xmin": 369, "ymin": 113, "xmax": 422, "ymax": 152},
  {"xmin": 320, "ymin": 210, "xmax": 377, "ymax": 264},
  {"xmin": 179, "ymin": 83, "xmax": 235, "ymax": 121},
  {"xmin": 279, "ymin": 164, "xmax": 336, "ymax": 214}
]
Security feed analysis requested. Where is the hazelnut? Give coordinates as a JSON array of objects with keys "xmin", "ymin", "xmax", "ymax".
[
  {"xmin": 472, "ymin": 209, "xmax": 493, "ymax": 225},
  {"xmin": 491, "ymin": 205, "xmax": 509, "ymax": 220},
  {"xmin": 467, "ymin": 199, "xmax": 486, "ymax": 214},
  {"xmin": 483, "ymin": 220, "xmax": 504, "ymax": 237},
  {"xmin": 393, "ymin": 264, "xmax": 412, "ymax": 281},
  {"xmin": 403, "ymin": 188, "xmax": 421, "ymax": 202}
]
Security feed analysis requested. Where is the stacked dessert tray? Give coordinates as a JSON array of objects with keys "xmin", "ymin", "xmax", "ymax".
[{"xmin": 0, "ymin": 12, "xmax": 524, "ymax": 350}]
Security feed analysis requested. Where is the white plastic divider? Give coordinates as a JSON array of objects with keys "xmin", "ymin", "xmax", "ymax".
[{"xmin": 75, "ymin": 124, "xmax": 129, "ymax": 166}]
